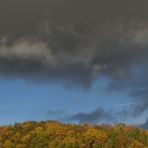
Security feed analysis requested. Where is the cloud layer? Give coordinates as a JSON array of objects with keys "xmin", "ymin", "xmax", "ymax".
[{"xmin": 0, "ymin": 0, "xmax": 148, "ymax": 117}]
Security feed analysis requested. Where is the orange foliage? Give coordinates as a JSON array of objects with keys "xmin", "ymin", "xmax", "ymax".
[{"xmin": 0, "ymin": 121, "xmax": 147, "ymax": 148}]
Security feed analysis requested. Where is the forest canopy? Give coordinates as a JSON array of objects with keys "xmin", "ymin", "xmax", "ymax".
[{"xmin": 0, "ymin": 120, "xmax": 148, "ymax": 148}]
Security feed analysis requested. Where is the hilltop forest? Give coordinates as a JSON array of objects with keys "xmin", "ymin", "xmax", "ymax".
[{"xmin": 0, "ymin": 121, "xmax": 148, "ymax": 148}]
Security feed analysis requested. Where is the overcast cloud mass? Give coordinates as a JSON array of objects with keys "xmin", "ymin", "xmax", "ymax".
[{"xmin": 0, "ymin": 0, "xmax": 148, "ymax": 122}]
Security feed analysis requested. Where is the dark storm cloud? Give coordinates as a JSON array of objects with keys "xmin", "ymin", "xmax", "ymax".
[{"xmin": 0, "ymin": 0, "xmax": 148, "ymax": 115}]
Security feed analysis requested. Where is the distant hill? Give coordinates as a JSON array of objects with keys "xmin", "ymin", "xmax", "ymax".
[{"xmin": 0, "ymin": 121, "xmax": 148, "ymax": 148}]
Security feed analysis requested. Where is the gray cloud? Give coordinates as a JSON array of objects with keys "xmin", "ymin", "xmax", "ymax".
[
  {"xmin": 47, "ymin": 110, "xmax": 67, "ymax": 117},
  {"xmin": 139, "ymin": 118, "xmax": 148, "ymax": 129},
  {"xmin": 46, "ymin": 107, "xmax": 146, "ymax": 124},
  {"xmin": 68, "ymin": 108, "xmax": 113, "ymax": 124},
  {"xmin": 0, "ymin": 0, "xmax": 148, "ymax": 116}
]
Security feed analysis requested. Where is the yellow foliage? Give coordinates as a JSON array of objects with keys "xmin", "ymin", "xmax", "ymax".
[
  {"xmin": 0, "ymin": 121, "xmax": 147, "ymax": 148},
  {"xmin": 129, "ymin": 139, "xmax": 147, "ymax": 148},
  {"xmin": 3, "ymin": 140, "xmax": 13, "ymax": 148}
]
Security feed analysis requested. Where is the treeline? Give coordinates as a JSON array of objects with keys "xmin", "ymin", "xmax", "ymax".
[{"xmin": 0, "ymin": 121, "xmax": 148, "ymax": 148}]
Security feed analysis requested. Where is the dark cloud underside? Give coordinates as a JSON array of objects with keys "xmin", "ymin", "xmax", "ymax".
[{"xmin": 0, "ymin": 0, "xmax": 148, "ymax": 116}]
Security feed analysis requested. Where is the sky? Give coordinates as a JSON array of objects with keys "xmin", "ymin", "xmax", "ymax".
[{"xmin": 0, "ymin": 0, "xmax": 148, "ymax": 128}]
